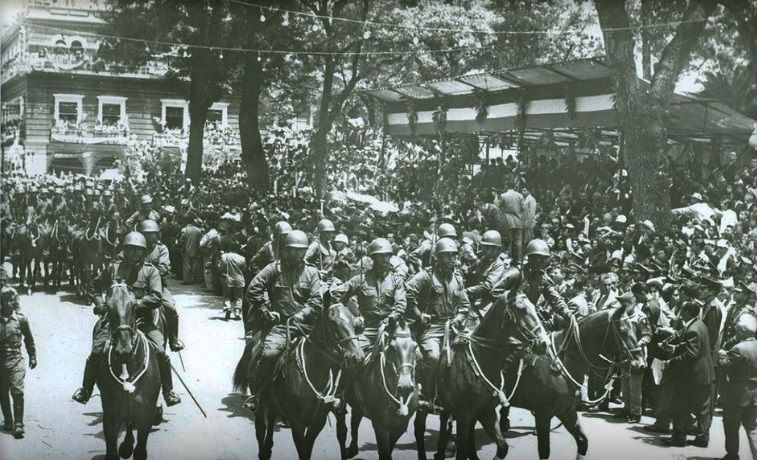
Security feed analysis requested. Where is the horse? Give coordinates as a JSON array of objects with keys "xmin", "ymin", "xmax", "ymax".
[
  {"xmin": 337, "ymin": 321, "xmax": 419, "ymax": 460},
  {"xmin": 96, "ymin": 283, "xmax": 161, "ymax": 460},
  {"xmin": 233, "ymin": 303, "xmax": 365, "ymax": 460},
  {"xmin": 9, "ymin": 222, "xmax": 46, "ymax": 294},
  {"xmin": 496, "ymin": 307, "xmax": 648, "ymax": 460},
  {"xmin": 414, "ymin": 292, "xmax": 551, "ymax": 460},
  {"xmin": 71, "ymin": 221, "xmax": 105, "ymax": 297},
  {"xmin": 46, "ymin": 219, "xmax": 72, "ymax": 289}
]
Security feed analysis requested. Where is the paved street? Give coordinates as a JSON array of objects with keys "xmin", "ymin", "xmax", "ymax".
[{"xmin": 0, "ymin": 273, "xmax": 752, "ymax": 460}]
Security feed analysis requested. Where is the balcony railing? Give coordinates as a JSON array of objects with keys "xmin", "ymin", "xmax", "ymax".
[
  {"xmin": 152, "ymin": 126, "xmax": 242, "ymax": 149},
  {"xmin": 50, "ymin": 125, "xmax": 130, "ymax": 145}
]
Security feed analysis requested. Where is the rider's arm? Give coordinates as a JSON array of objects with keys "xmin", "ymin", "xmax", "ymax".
[
  {"xmin": 245, "ymin": 263, "xmax": 276, "ymax": 317},
  {"xmin": 332, "ymin": 273, "xmax": 359, "ymax": 305},
  {"xmin": 405, "ymin": 270, "xmax": 429, "ymax": 320},
  {"xmin": 137, "ymin": 266, "xmax": 163, "ymax": 311},
  {"xmin": 453, "ymin": 273, "xmax": 471, "ymax": 317},
  {"xmin": 19, "ymin": 314, "xmax": 36, "ymax": 361},
  {"xmin": 489, "ymin": 267, "xmax": 520, "ymax": 300},
  {"xmin": 156, "ymin": 244, "xmax": 171, "ymax": 277},
  {"xmin": 466, "ymin": 258, "xmax": 506, "ymax": 302},
  {"xmin": 300, "ymin": 267, "xmax": 323, "ymax": 322},
  {"xmin": 539, "ymin": 271, "xmax": 573, "ymax": 329},
  {"xmin": 390, "ymin": 274, "xmax": 407, "ymax": 319}
]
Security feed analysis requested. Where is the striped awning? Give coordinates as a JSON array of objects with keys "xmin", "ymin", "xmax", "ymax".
[{"xmin": 365, "ymin": 58, "xmax": 755, "ymax": 142}]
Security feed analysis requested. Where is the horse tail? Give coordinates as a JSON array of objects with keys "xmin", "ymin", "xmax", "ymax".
[{"xmin": 232, "ymin": 340, "xmax": 253, "ymax": 393}]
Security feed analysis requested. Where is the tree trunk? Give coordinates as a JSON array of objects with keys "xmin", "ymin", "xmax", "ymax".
[
  {"xmin": 312, "ymin": 56, "xmax": 337, "ymax": 198},
  {"xmin": 595, "ymin": 0, "xmax": 715, "ymax": 230},
  {"xmin": 640, "ymin": 0, "xmax": 652, "ymax": 80},
  {"xmin": 239, "ymin": 55, "xmax": 269, "ymax": 192},
  {"xmin": 186, "ymin": 70, "xmax": 211, "ymax": 184}
]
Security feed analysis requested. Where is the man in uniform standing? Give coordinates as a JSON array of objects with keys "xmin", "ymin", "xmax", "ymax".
[
  {"xmin": 71, "ymin": 232, "xmax": 181, "ymax": 407},
  {"xmin": 140, "ymin": 220, "xmax": 183, "ymax": 351},
  {"xmin": 333, "ymin": 237, "xmax": 406, "ymax": 349},
  {"xmin": 243, "ymin": 230, "xmax": 322, "ymax": 412},
  {"xmin": 0, "ymin": 285, "xmax": 36, "ymax": 439},
  {"xmin": 718, "ymin": 313, "xmax": 757, "ymax": 459},
  {"xmin": 407, "ymin": 239, "xmax": 470, "ymax": 408}
]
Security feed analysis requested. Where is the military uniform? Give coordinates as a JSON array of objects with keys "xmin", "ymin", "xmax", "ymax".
[
  {"xmin": 333, "ymin": 268, "xmax": 406, "ymax": 349},
  {"xmin": 465, "ymin": 252, "xmax": 509, "ymax": 307},
  {"xmin": 491, "ymin": 266, "xmax": 572, "ymax": 331},
  {"xmin": 245, "ymin": 260, "xmax": 322, "ymax": 393},
  {"xmin": 0, "ymin": 297, "xmax": 35, "ymax": 437},
  {"xmin": 719, "ymin": 336, "xmax": 757, "ymax": 459},
  {"xmin": 145, "ymin": 241, "xmax": 182, "ymax": 350},
  {"xmin": 305, "ymin": 240, "xmax": 336, "ymax": 275}
]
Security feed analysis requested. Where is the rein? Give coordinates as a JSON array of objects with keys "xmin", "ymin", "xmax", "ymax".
[
  {"xmin": 107, "ymin": 329, "xmax": 150, "ymax": 394},
  {"xmin": 85, "ymin": 216, "xmax": 101, "ymax": 241},
  {"xmin": 296, "ymin": 340, "xmax": 342, "ymax": 406},
  {"xmin": 375, "ymin": 329, "xmax": 415, "ymax": 416}
]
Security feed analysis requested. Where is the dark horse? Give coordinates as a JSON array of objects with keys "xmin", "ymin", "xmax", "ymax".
[
  {"xmin": 338, "ymin": 321, "xmax": 419, "ymax": 460},
  {"xmin": 97, "ymin": 283, "xmax": 161, "ymax": 460},
  {"xmin": 233, "ymin": 303, "xmax": 365, "ymax": 460},
  {"xmin": 496, "ymin": 307, "xmax": 648, "ymax": 460},
  {"xmin": 429, "ymin": 292, "xmax": 550, "ymax": 460}
]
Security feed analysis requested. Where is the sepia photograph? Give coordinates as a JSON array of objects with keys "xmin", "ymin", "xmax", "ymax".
[{"xmin": 1, "ymin": 0, "xmax": 756, "ymax": 459}]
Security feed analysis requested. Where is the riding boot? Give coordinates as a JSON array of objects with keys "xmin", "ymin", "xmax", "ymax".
[
  {"xmin": 167, "ymin": 311, "xmax": 184, "ymax": 352},
  {"xmin": 12, "ymin": 393, "xmax": 24, "ymax": 439},
  {"xmin": 72, "ymin": 354, "xmax": 98, "ymax": 404},
  {"xmin": 158, "ymin": 352, "xmax": 181, "ymax": 406},
  {"xmin": 0, "ymin": 390, "xmax": 12, "ymax": 431}
]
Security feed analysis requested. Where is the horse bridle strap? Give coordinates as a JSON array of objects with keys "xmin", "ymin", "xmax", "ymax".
[
  {"xmin": 296, "ymin": 340, "xmax": 342, "ymax": 406},
  {"xmin": 107, "ymin": 330, "xmax": 150, "ymax": 394},
  {"xmin": 465, "ymin": 340, "xmax": 524, "ymax": 409},
  {"xmin": 379, "ymin": 351, "xmax": 412, "ymax": 416}
]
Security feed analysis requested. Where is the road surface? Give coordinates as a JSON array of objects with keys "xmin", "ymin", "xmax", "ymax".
[{"xmin": 0, "ymin": 273, "xmax": 751, "ymax": 460}]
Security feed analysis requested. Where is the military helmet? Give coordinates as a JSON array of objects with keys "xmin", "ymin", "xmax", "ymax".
[
  {"xmin": 123, "ymin": 231, "xmax": 147, "ymax": 249},
  {"xmin": 368, "ymin": 237, "xmax": 393, "ymax": 255},
  {"xmin": 481, "ymin": 230, "xmax": 502, "ymax": 247},
  {"xmin": 285, "ymin": 230, "xmax": 309, "ymax": 248},
  {"xmin": 334, "ymin": 233, "xmax": 349, "ymax": 245},
  {"xmin": 273, "ymin": 220, "xmax": 292, "ymax": 237},
  {"xmin": 525, "ymin": 239, "xmax": 550, "ymax": 257},
  {"xmin": 317, "ymin": 218, "xmax": 336, "ymax": 233},
  {"xmin": 437, "ymin": 223, "xmax": 457, "ymax": 239},
  {"xmin": 141, "ymin": 194, "xmax": 153, "ymax": 205},
  {"xmin": 435, "ymin": 238, "xmax": 458, "ymax": 255},
  {"xmin": 139, "ymin": 219, "xmax": 160, "ymax": 233}
]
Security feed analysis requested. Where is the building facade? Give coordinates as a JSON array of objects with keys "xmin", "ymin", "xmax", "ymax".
[{"xmin": 1, "ymin": 0, "xmax": 241, "ymax": 176}]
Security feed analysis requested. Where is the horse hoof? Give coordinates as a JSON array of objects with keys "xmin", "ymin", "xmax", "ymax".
[
  {"xmin": 153, "ymin": 405, "xmax": 163, "ymax": 426},
  {"xmin": 118, "ymin": 441, "xmax": 134, "ymax": 458}
]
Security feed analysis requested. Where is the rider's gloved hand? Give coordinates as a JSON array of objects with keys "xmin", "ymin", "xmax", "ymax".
[
  {"xmin": 92, "ymin": 301, "xmax": 106, "ymax": 316},
  {"xmin": 386, "ymin": 312, "xmax": 401, "ymax": 326},
  {"xmin": 262, "ymin": 310, "xmax": 281, "ymax": 324},
  {"xmin": 290, "ymin": 311, "xmax": 306, "ymax": 325},
  {"xmin": 420, "ymin": 313, "xmax": 432, "ymax": 326},
  {"xmin": 452, "ymin": 313, "xmax": 467, "ymax": 329}
]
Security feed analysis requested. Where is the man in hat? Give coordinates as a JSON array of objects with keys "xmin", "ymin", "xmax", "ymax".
[
  {"xmin": 497, "ymin": 188, "xmax": 525, "ymax": 263},
  {"xmin": 305, "ymin": 218, "xmax": 337, "ymax": 279},
  {"xmin": 464, "ymin": 230, "xmax": 509, "ymax": 309},
  {"xmin": 125, "ymin": 194, "xmax": 160, "ymax": 229},
  {"xmin": 406, "ymin": 238, "xmax": 470, "ymax": 409},
  {"xmin": 658, "ymin": 296, "xmax": 715, "ymax": 447},
  {"xmin": 617, "ymin": 287, "xmax": 652, "ymax": 423},
  {"xmin": 180, "ymin": 215, "xmax": 204, "ymax": 285},
  {"xmin": 718, "ymin": 313, "xmax": 757, "ymax": 460},
  {"xmin": 0, "ymin": 285, "xmax": 36, "ymax": 439}
]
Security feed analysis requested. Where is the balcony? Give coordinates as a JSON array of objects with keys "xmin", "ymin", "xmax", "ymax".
[
  {"xmin": 50, "ymin": 120, "xmax": 130, "ymax": 145},
  {"xmin": 151, "ymin": 124, "xmax": 241, "ymax": 150}
]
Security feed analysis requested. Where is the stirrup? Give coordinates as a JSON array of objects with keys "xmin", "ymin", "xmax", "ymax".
[
  {"xmin": 164, "ymin": 390, "xmax": 182, "ymax": 407},
  {"xmin": 242, "ymin": 395, "xmax": 258, "ymax": 412},
  {"xmin": 72, "ymin": 387, "xmax": 91, "ymax": 405},
  {"xmin": 169, "ymin": 339, "xmax": 185, "ymax": 352}
]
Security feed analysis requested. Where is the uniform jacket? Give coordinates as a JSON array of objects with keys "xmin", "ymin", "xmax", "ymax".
[
  {"xmin": 406, "ymin": 268, "xmax": 470, "ymax": 321},
  {"xmin": 661, "ymin": 318, "xmax": 715, "ymax": 387},
  {"xmin": 719, "ymin": 337, "xmax": 757, "ymax": 407},
  {"xmin": 497, "ymin": 189, "xmax": 524, "ymax": 230},
  {"xmin": 334, "ymin": 269, "xmax": 406, "ymax": 327},
  {"xmin": 465, "ymin": 253, "xmax": 508, "ymax": 305},
  {"xmin": 491, "ymin": 266, "xmax": 572, "ymax": 329},
  {"xmin": 218, "ymin": 251, "xmax": 247, "ymax": 288},
  {"xmin": 180, "ymin": 224, "xmax": 202, "ymax": 257},
  {"xmin": 305, "ymin": 240, "xmax": 336, "ymax": 272},
  {"xmin": 0, "ymin": 311, "xmax": 35, "ymax": 360},
  {"xmin": 245, "ymin": 261, "xmax": 322, "ymax": 321},
  {"xmin": 91, "ymin": 261, "xmax": 163, "ymax": 312},
  {"xmin": 145, "ymin": 242, "xmax": 171, "ymax": 280}
]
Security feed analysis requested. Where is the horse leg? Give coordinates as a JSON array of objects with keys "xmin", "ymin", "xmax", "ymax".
[
  {"xmin": 557, "ymin": 409, "xmax": 588, "ymax": 460},
  {"xmin": 480, "ymin": 409, "xmax": 508, "ymax": 460},
  {"xmin": 291, "ymin": 420, "xmax": 307, "ymax": 459},
  {"xmin": 346, "ymin": 406, "xmax": 362, "ymax": 458},
  {"xmin": 454, "ymin": 416, "xmax": 471, "ymax": 460},
  {"xmin": 375, "ymin": 426, "xmax": 392, "ymax": 460},
  {"xmin": 414, "ymin": 410, "xmax": 429, "ymax": 460},
  {"xmin": 498, "ymin": 405, "xmax": 510, "ymax": 433},
  {"xmin": 434, "ymin": 412, "xmax": 452, "ymax": 460},
  {"xmin": 302, "ymin": 410, "xmax": 329, "ymax": 459},
  {"xmin": 255, "ymin": 411, "xmax": 271, "ymax": 460},
  {"xmin": 535, "ymin": 412, "xmax": 552, "ymax": 460},
  {"xmin": 102, "ymin": 410, "xmax": 120, "ymax": 460},
  {"xmin": 335, "ymin": 409, "xmax": 349, "ymax": 460},
  {"xmin": 118, "ymin": 423, "xmax": 135, "ymax": 459}
]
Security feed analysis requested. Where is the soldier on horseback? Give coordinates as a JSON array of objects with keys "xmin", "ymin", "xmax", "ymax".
[
  {"xmin": 71, "ymin": 231, "xmax": 181, "ymax": 407},
  {"xmin": 464, "ymin": 229, "xmax": 510, "ymax": 308},
  {"xmin": 242, "ymin": 229, "xmax": 323, "ymax": 412},
  {"xmin": 406, "ymin": 238, "xmax": 471, "ymax": 409},
  {"xmin": 305, "ymin": 218, "xmax": 337, "ymax": 280},
  {"xmin": 491, "ymin": 238, "xmax": 573, "ymax": 330},
  {"xmin": 332, "ymin": 237, "xmax": 406, "ymax": 350},
  {"xmin": 140, "ymin": 220, "xmax": 184, "ymax": 352}
]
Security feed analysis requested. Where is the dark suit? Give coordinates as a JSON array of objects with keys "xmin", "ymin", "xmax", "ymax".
[
  {"xmin": 719, "ymin": 337, "xmax": 757, "ymax": 459},
  {"xmin": 661, "ymin": 318, "xmax": 715, "ymax": 440}
]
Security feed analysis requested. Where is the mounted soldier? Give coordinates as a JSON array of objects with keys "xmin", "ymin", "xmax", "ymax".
[
  {"xmin": 305, "ymin": 218, "xmax": 337, "ymax": 280},
  {"xmin": 125, "ymin": 195, "xmax": 161, "ymax": 230},
  {"xmin": 464, "ymin": 229, "xmax": 509, "ymax": 310},
  {"xmin": 71, "ymin": 231, "xmax": 181, "ymax": 407},
  {"xmin": 242, "ymin": 229, "xmax": 323, "ymax": 412},
  {"xmin": 249, "ymin": 220, "xmax": 291, "ymax": 275},
  {"xmin": 140, "ymin": 220, "xmax": 183, "ymax": 351}
]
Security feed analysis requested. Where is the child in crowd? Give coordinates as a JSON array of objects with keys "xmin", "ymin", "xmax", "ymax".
[{"xmin": 217, "ymin": 236, "xmax": 246, "ymax": 321}]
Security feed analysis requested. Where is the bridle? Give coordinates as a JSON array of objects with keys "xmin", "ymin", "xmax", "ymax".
[
  {"xmin": 108, "ymin": 282, "xmax": 139, "ymax": 348},
  {"xmin": 375, "ymin": 325, "xmax": 416, "ymax": 416}
]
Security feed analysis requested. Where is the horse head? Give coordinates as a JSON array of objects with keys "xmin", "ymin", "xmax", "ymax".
[
  {"xmin": 106, "ymin": 282, "xmax": 139, "ymax": 362},
  {"xmin": 504, "ymin": 292, "xmax": 550, "ymax": 355},
  {"xmin": 322, "ymin": 303, "xmax": 365, "ymax": 368},
  {"xmin": 609, "ymin": 307, "xmax": 647, "ymax": 373},
  {"xmin": 383, "ymin": 321, "xmax": 417, "ymax": 396}
]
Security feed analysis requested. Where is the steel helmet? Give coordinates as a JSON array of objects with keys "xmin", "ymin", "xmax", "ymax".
[
  {"xmin": 139, "ymin": 219, "xmax": 160, "ymax": 233},
  {"xmin": 368, "ymin": 237, "xmax": 393, "ymax": 255},
  {"xmin": 273, "ymin": 221, "xmax": 292, "ymax": 237},
  {"xmin": 334, "ymin": 233, "xmax": 349, "ymax": 245},
  {"xmin": 525, "ymin": 239, "xmax": 550, "ymax": 257},
  {"xmin": 285, "ymin": 230, "xmax": 309, "ymax": 248},
  {"xmin": 481, "ymin": 230, "xmax": 502, "ymax": 247},
  {"xmin": 435, "ymin": 238, "xmax": 458, "ymax": 255},
  {"xmin": 141, "ymin": 194, "xmax": 153, "ymax": 205},
  {"xmin": 317, "ymin": 218, "xmax": 336, "ymax": 233},
  {"xmin": 123, "ymin": 231, "xmax": 147, "ymax": 249},
  {"xmin": 437, "ymin": 223, "xmax": 457, "ymax": 239}
]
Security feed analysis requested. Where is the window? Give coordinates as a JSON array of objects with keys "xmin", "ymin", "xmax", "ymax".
[
  {"xmin": 53, "ymin": 94, "xmax": 84, "ymax": 123},
  {"xmin": 97, "ymin": 96, "xmax": 127, "ymax": 126},
  {"xmin": 165, "ymin": 106, "xmax": 184, "ymax": 130},
  {"xmin": 208, "ymin": 102, "xmax": 229, "ymax": 127},
  {"xmin": 160, "ymin": 99, "xmax": 189, "ymax": 132},
  {"xmin": 207, "ymin": 109, "xmax": 223, "ymax": 124}
]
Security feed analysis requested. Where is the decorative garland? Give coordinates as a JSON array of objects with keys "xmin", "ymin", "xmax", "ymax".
[
  {"xmin": 431, "ymin": 98, "xmax": 447, "ymax": 139},
  {"xmin": 474, "ymin": 88, "xmax": 489, "ymax": 125},
  {"xmin": 405, "ymin": 99, "xmax": 417, "ymax": 135}
]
